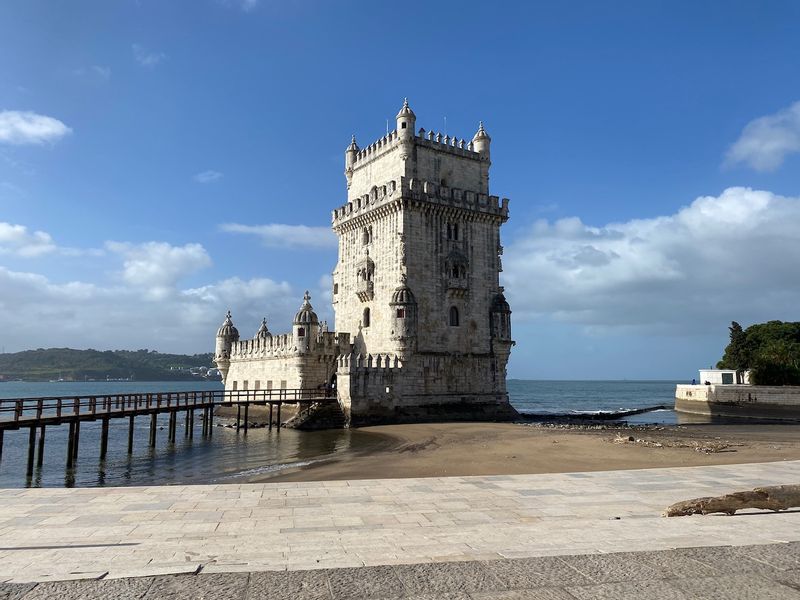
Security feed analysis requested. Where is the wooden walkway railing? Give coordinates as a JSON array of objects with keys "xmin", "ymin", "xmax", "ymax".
[{"xmin": 0, "ymin": 389, "xmax": 336, "ymax": 476}]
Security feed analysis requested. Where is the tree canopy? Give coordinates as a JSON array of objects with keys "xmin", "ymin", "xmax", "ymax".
[{"xmin": 717, "ymin": 321, "xmax": 800, "ymax": 386}]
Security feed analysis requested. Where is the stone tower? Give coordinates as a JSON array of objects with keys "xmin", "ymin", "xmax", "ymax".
[{"xmin": 332, "ymin": 99, "xmax": 516, "ymax": 424}]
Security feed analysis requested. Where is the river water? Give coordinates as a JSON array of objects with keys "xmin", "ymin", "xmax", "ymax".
[{"xmin": 0, "ymin": 379, "xmax": 680, "ymax": 488}]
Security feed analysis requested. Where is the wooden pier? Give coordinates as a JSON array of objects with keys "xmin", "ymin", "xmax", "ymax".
[{"xmin": 0, "ymin": 389, "xmax": 336, "ymax": 476}]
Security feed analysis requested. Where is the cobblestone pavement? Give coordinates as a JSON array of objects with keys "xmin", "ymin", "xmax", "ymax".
[
  {"xmin": 0, "ymin": 461, "xmax": 798, "ymax": 584},
  {"xmin": 0, "ymin": 543, "xmax": 799, "ymax": 599}
]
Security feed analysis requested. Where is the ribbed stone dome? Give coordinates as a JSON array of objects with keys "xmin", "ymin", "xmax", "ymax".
[
  {"xmin": 293, "ymin": 291, "xmax": 319, "ymax": 325},
  {"xmin": 216, "ymin": 310, "xmax": 240, "ymax": 339},
  {"xmin": 490, "ymin": 293, "xmax": 511, "ymax": 313},
  {"xmin": 255, "ymin": 317, "xmax": 271, "ymax": 339},
  {"xmin": 391, "ymin": 275, "xmax": 416, "ymax": 305},
  {"xmin": 396, "ymin": 98, "xmax": 416, "ymax": 119}
]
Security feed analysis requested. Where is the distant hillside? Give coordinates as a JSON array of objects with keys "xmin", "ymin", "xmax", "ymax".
[{"xmin": 0, "ymin": 348, "xmax": 216, "ymax": 382}]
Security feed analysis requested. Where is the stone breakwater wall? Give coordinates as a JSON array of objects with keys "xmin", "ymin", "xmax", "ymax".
[{"xmin": 675, "ymin": 384, "xmax": 800, "ymax": 421}]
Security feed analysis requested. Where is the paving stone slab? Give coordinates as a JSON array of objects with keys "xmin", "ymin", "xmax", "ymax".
[
  {"xmin": 469, "ymin": 588, "xmax": 577, "ymax": 599},
  {"xmin": 247, "ymin": 569, "xmax": 332, "ymax": 600},
  {"xmin": 327, "ymin": 565, "xmax": 406, "ymax": 599},
  {"xmin": 672, "ymin": 545, "xmax": 782, "ymax": 576},
  {"xmin": 480, "ymin": 555, "xmax": 590, "ymax": 589},
  {"xmin": 0, "ymin": 584, "xmax": 35, "ymax": 600},
  {"xmin": 566, "ymin": 579, "xmax": 691, "ymax": 600},
  {"xmin": 607, "ymin": 549, "xmax": 720, "ymax": 579},
  {"xmin": 142, "ymin": 573, "xmax": 249, "ymax": 599},
  {"xmin": 392, "ymin": 561, "xmax": 503, "ymax": 594},
  {"xmin": 671, "ymin": 574, "xmax": 800, "ymax": 600},
  {"xmin": 556, "ymin": 552, "xmax": 662, "ymax": 584},
  {"xmin": 21, "ymin": 577, "xmax": 155, "ymax": 600},
  {"xmin": 735, "ymin": 543, "xmax": 800, "ymax": 571}
]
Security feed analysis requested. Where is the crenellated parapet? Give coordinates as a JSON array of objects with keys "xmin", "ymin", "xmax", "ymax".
[
  {"xmin": 230, "ymin": 330, "xmax": 340, "ymax": 361},
  {"xmin": 337, "ymin": 352, "xmax": 403, "ymax": 372},
  {"xmin": 331, "ymin": 176, "xmax": 509, "ymax": 231}
]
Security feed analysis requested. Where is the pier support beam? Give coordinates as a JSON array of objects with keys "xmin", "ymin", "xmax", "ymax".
[
  {"xmin": 243, "ymin": 403, "xmax": 249, "ymax": 435},
  {"xmin": 128, "ymin": 415, "xmax": 135, "ymax": 454},
  {"xmin": 269, "ymin": 404, "xmax": 273, "ymax": 431},
  {"xmin": 73, "ymin": 421, "xmax": 80, "ymax": 460},
  {"xmin": 236, "ymin": 405, "xmax": 241, "ymax": 431},
  {"xmin": 37, "ymin": 425, "xmax": 46, "ymax": 468},
  {"xmin": 26, "ymin": 427, "xmax": 36, "ymax": 477},
  {"xmin": 100, "ymin": 418, "xmax": 109, "ymax": 460},
  {"xmin": 0, "ymin": 430, "xmax": 4, "ymax": 462},
  {"xmin": 276, "ymin": 403, "xmax": 281, "ymax": 430},
  {"xmin": 66, "ymin": 422, "xmax": 75, "ymax": 468},
  {"xmin": 208, "ymin": 407, "xmax": 213, "ymax": 437},
  {"xmin": 168, "ymin": 412, "xmax": 176, "ymax": 443},
  {"xmin": 149, "ymin": 414, "xmax": 157, "ymax": 447},
  {"xmin": 189, "ymin": 409, "xmax": 194, "ymax": 439}
]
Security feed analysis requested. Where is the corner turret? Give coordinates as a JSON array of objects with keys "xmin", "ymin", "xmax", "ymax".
[
  {"xmin": 293, "ymin": 291, "xmax": 320, "ymax": 353},
  {"xmin": 396, "ymin": 98, "xmax": 416, "ymax": 142},
  {"xmin": 214, "ymin": 310, "xmax": 240, "ymax": 384},
  {"xmin": 389, "ymin": 274, "xmax": 418, "ymax": 358},
  {"xmin": 472, "ymin": 121, "xmax": 491, "ymax": 159},
  {"xmin": 255, "ymin": 317, "xmax": 271, "ymax": 341},
  {"xmin": 344, "ymin": 135, "xmax": 359, "ymax": 189}
]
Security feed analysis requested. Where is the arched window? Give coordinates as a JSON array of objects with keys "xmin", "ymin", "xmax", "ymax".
[
  {"xmin": 449, "ymin": 306, "xmax": 459, "ymax": 327},
  {"xmin": 362, "ymin": 228, "xmax": 369, "ymax": 245},
  {"xmin": 297, "ymin": 327, "xmax": 306, "ymax": 337},
  {"xmin": 363, "ymin": 307, "xmax": 371, "ymax": 328}
]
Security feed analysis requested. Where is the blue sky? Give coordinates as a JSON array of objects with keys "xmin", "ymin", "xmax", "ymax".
[{"xmin": 1, "ymin": 0, "xmax": 800, "ymax": 379}]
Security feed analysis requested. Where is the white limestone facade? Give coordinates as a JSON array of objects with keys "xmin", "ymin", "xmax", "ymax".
[{"xmin": 215, "ymin": 100, "xmax": 516, "ymax": 426}]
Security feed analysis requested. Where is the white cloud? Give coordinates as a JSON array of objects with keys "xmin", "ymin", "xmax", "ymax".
[
  {"xmin": 0, "ymin": 222, "xmax": 57, "ymax": 257},
  {"xmin": 106, "ymin": 241, "xmax": 212, "ymax": 298},
  {"xmin": 132, "ymin": 44, "xmax": 166, "ymax": 67},
  {"xmin": 0, "ymin": 264, "xmax": 299, "ymax": 354},
  {"xmin": 72, "ymin": 65, "xmax": 111, "ymax": 81},
  {"xmin": 221, "ymin": 223, "xmax": 337, "ymax": 249},
  {"xmin": 503, "ymin": 187, "xmax": 800, "ymax": 334},
  {"xmin": 0, "ymin": 111, "xmax": 72, "ymax": 145},
  {"xmin": 194, "ymin": 170, "xmax": 223, "ymax": 183},
  {"xmin": 725, "ymin": 101, "xmax": 800, "ymax": 172}
]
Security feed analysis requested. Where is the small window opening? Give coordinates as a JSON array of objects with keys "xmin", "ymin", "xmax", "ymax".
[
  {"xmin": 333, "ymin": 283, "xmax": 339, "ymax": 295},
  {"xmin": 232, "ymin": 381, "xmax": 238, "ymax": 391},
  {"xmin": 449, "ymin": 306, "xmax": 460, "ymax": 327},
  {"xmin": 255, "ymin": 380, "xmax": 261, "ymax": 390},
  {"xmin": 396, "ymin": 308, "xmax": 405, "ymax": 318},
  {"xmin": 363, "ymin": 307, "xmax": 371, "ymax": 328},
  {"xmin": 297, "ymin": 327, "xmax": 306, "ymax": 337},
  {"xmin": 243, "ymin": 380, "xmax": 249, "ymax": 391},
  {"xmin": 401, "ymin": 122, "xmax": 407, "ymax": 129}
]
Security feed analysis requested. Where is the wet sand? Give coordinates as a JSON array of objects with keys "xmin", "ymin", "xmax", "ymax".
[{"xmin": 257, "ymin": 421, "xmax": 800, "ymax": 483}]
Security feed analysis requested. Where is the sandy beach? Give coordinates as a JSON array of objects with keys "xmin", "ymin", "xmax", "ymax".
[{"xmin": 258, "ymin": 421, "xmax": 800, "ymax": 483}]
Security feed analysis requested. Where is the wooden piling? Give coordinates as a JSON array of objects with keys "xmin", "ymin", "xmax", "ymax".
[
  {"xmin": 189, "ymin": 409, "xmax": 194, "ymax": 439},
  {"xmin": 66, "ymin": 422, "xmax": 75, "ymax": 468},
  {"xmin": 269, "ymin": 403, "xmax": 273, "ymax": 431},
  {"xmin": 168, "ymin": 412, "xmax": 175, "ymax": 443},
  {"xmin": 185, "ymin": 409, "xmax": 191, "ymax": 437},
  {"xmin": 243, "ymin": 403, "xmax": 249, "ymax": 435},
  {"xmin": 276, "ymin": 402, "xmax": 281, "ymax": 429},
  {"xmin": 128, "ymin": 415, "xmax": 135, "ymax": 453},
  {"xmin": 72, "ymin": 421, "xmax": 80, "ymax": 460},
  {"xmin": 208, "ymin": 407, "xmax": 213, "ymax": 437},
  {"xmin": 149, "ymin": 414, "xmax": 157, "ymax": 447},
  {"xmin": 100, "ymin": 417, "xmax": 109, "ymax": 460},
  {"xmin": 236, "ymin": 405, "xmax": 241, "ymax": 431},
  {"xmin": 36, "ymin": 425, "xmax": 46, "ymax": 468},
  {"xmin": 0, "ymin": 429, "xmax": 4, "ymax": 462},
  {"xmin": 26, "ymin": 427, "xmax": 36, "ymax": 476}
]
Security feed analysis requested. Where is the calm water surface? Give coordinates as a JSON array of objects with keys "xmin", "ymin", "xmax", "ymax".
[{"xmin": 0, "ymin": 379, "xmax": 679, "ymax": 488}]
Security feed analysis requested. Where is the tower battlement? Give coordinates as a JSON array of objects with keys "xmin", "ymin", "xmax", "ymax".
[{"xmin": 331, "ymin": 176, "xmax": 508, "ymax": 230}]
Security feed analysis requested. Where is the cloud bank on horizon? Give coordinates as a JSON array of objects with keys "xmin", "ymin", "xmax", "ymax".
[
  {"xmin": 503, "ymin": 187, "xmax": 800, "ymax": 335},
  {"xmin": 1, "ymin": 184, "xmax": 798, "ymax": 355}
]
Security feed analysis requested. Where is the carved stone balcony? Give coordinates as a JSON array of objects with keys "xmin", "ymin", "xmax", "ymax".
[{"xmin": 357, "ymin": 280, "xmax": 374, "ymax": 302}]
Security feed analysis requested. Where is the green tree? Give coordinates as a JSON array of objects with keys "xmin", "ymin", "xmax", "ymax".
[
  {"xmin": 749, "ymin": 339, "xmax": 800, "ymax": 386},
  {"xmin": 717, "ymin": 321, "xmax": 749, "ymax": 370}
]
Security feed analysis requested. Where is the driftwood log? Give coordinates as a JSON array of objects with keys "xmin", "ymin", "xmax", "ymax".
[{"xmin": 663, "ymin": 484, "xmax": 800, "ymax": 517}]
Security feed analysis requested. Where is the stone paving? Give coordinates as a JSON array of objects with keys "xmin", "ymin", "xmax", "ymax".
[
  {"xmin": 0, "ymin": 461, "xmax": 798, "ymax": 589},
  {"xmin": 0, "ymin": 543, "xmax": 799, "ymax": 598}
]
